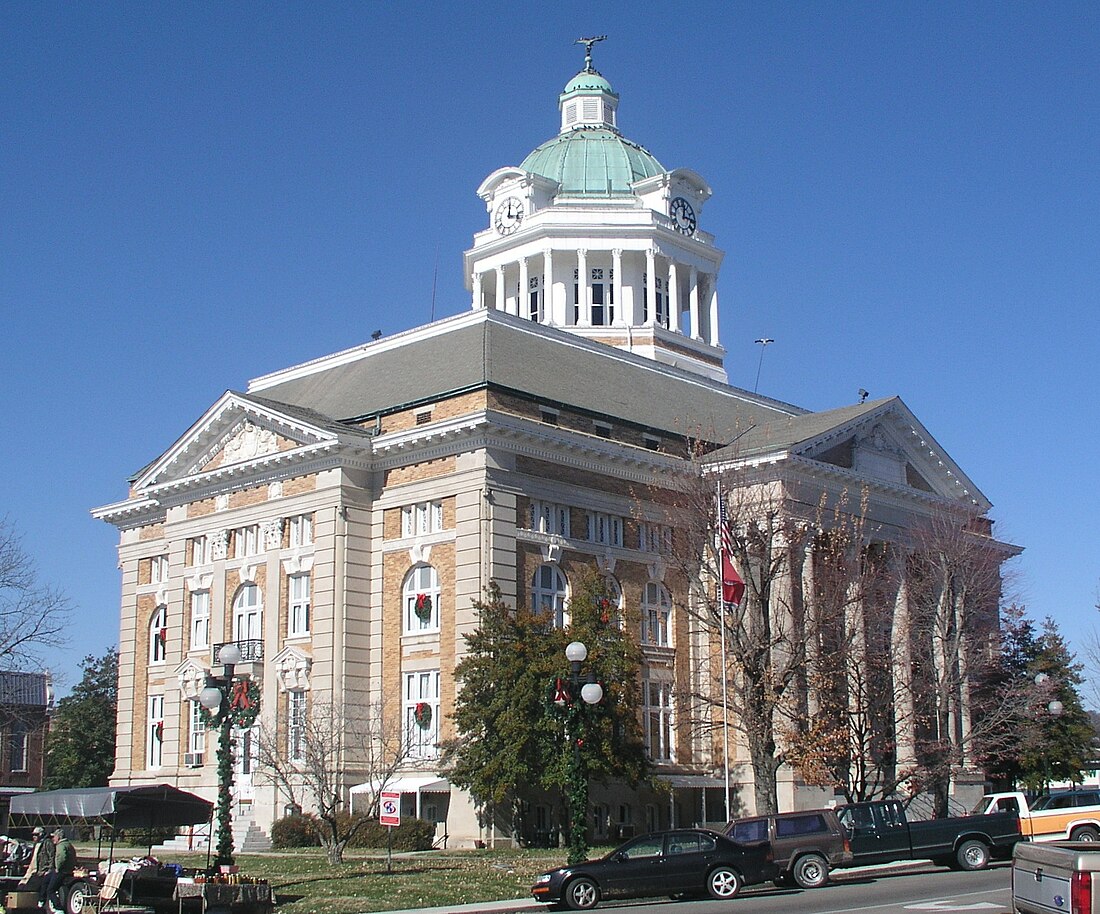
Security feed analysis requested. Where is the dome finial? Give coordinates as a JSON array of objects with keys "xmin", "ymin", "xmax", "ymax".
[{"xmin": 574, "ymin": 35, "xmax": 607, "ymax": 73}]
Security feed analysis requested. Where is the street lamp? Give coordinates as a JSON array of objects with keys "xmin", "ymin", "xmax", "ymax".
[
  {"xmin": 564, "ymin": 641, "xmax": 603, "ymax": 866},
  {"xmin": 199, "ymin": 642, "xmax": 243, "ymax": 868},
  {"xmin": 1034, "ymin": 673, "xmax": 1064, "ymax": 792}
]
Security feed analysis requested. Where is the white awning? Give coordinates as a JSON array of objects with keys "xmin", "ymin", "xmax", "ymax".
[
  {"xmin": 349, "ymin": 775, "xmax": 451, "ymax": 795},
  {"xmin": 658, "ymin": 775, "xmax": 727, "ymax": 789}
]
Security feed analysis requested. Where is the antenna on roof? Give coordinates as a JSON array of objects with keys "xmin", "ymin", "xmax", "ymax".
[{"xmin": 753, "ymin": 338, "xmax": 774, "ymax": 393}]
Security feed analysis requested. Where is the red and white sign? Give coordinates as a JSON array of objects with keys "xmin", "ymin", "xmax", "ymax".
[{"xmin": 379, "ymin": 790, "xmax": 401, "ymax": 827}]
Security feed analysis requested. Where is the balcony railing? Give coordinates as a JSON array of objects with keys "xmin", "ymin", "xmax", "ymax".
[{"xmin": 214, "ymin": 640, "xmax": 264, "ymax": 664}]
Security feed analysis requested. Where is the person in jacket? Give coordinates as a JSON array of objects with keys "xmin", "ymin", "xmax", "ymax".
[
  {"xmin": 45, "ymin": 828, "xmax": 75, "ymax": 914},
  {"xmin": 18, "ymin": 826, "xmax": 54, "ymax": 905}
]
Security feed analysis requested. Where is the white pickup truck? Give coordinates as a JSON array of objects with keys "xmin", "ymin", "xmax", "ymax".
[
  {"xmin": 977, "ymin": 791, "xmax": 1100, "ymax": 843},
  {"xmin": 1013, "ymin": 841, "xmax": 1100, "ymax": 914}
]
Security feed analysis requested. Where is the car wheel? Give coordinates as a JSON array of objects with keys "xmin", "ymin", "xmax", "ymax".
[
  {"xmin": 707, "ymin": 865, "xmax": 743, "ymax": 899},
  {"xmin": 564, "ymin": 876, "xmax": 599, "ymax": 910},
  {"xmin": 792, "ymin": 853, "xmax": 830, "ymax": 889},
  {"xmin": 1071, "ymin": 826, "xmax": 1100, "ymax": 842},
  {"xmin": 64, "ymin": 881, "xmax": 94, "ymax": 914},
  {"xmin": 956, "ymin": 839, "xmax": 991, "ymax": 871}
]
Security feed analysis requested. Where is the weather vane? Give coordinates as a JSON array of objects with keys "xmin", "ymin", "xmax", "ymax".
[{"xmin": 575, "ymin": 35, "xmax": 607, "ymax": 73}]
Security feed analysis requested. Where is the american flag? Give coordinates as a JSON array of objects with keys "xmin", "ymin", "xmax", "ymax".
[{"xmin": 717, "ymin": 493, "xmax": 745, "ymax": 606}]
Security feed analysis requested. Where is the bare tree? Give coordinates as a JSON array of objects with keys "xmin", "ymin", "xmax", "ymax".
[
  {"xmin": 254, "ymin": 696, "xmax": 414, "ymax": 864},
  {"xmin": 0, "ymin": 519, "xmax": 71, "ymax": 668}
]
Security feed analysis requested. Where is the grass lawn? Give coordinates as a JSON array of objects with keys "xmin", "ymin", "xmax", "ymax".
[{"xmin": 93, "ymin": 845, "xmax": 587, "ymax": 914}]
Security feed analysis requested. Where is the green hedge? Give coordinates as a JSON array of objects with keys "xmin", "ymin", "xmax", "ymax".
[{"xmin": 271, "ymin": 812, "xmax": 435, "ymax": 851}]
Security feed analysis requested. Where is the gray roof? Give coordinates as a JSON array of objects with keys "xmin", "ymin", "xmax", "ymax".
[
  {"xmin": 249, "ymin": 310, "xmax": 805, "ymax": 442},
  {"xmin": 0, "ymin": 672, "xmax": 50, "ymax": 707}
]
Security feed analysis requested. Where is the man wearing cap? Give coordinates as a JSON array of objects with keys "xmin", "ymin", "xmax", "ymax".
[
  {"xmin": 45, "ymin": 829, "xmax": 75, "ymax": 914},
  {"xmin": 18, "ymin": 826, "xmax": 54, "ymax": 906}
]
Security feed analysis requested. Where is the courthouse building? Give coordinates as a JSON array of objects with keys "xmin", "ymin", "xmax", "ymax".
[{"xmin": 94, "ymin": 49, "xmax": 1014, "ymax": 848}]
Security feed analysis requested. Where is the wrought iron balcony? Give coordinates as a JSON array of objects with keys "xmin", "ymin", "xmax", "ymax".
[{"xmin": 214, "ymin": 640, "xmax": 263, "ymax": 664}]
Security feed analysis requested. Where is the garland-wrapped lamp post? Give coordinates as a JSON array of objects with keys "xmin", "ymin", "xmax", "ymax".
[
  {"xmin": 198, "ymin": 642, "xmax": 260, "ymax": 867},
  {"xmin": 564, "ymin": 641, "xmax": 603, "ymax": 865}
]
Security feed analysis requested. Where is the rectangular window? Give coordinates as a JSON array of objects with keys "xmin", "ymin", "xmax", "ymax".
[
  {"xmin": 528, "ymin": 275, "xmax": 542, "ymax": 321},
  {"xmin": 188, "ymin": 536, "xmax": 211, "ymax": 567},
  {"xmin": 9, "ymin": 723, "xmax": 27, "ymax": 773},
  {"xmin": 642, "ymin": 274, "xmax": 667, "ymax": 326},
  {"xmin": 189, "ymin": 701, "xmax": 206, "ymax": 757},
  {"xmin": 150, "ymin": 555, "xmax": 169, "ymax": 585},
  {"xmin": 288, "ymin": 690, "xmax": 307, "ymax": 762},
  {"xmin": 539, "ymin": 407, "xmax": 559, "ymax": 425},
  {"xmin": 190, "ymin": 590, "xmax": 210, "ymax": 650},
  {"xmin": 530, "ymin": 500, "xmax": 570, "ymax": 537},
  {"xmin": 404, "ymin": 671, "xmax": 441, "ymax": 759},
  {"xmin": 585, "ymin": 512, "xmax": 624, "ymax": 547},
  {"xmin": 644, "ymin": 603, "xmax": 670, "ymax": 646},
  {"xmin": 415, "ymin": 410, "xmax": 432, "ymax": 425},
  {"xmin": 639, "ymin": 522, "xmax": 672, "ymax": 554},
  {"xmin": 234, "ymin": 525, "xmax": 260, "ymax": 558},
  {"xmin": 289, "ymin": 573, "xmax": 311, "ymax": 636},
  {"xmin": 288, "ymin": 514, "xmax": 313, "ymax": 548},
  {"xmin": 401, "ymin": 501, "xmax": 443, "ymax": 538},
  {"xmin": 643, "ymin": 681, "xmax": 673, "ymax": 761},
  {"xmin": 148, "ymin": 695, "xmax": 164, "ymax": 769}
]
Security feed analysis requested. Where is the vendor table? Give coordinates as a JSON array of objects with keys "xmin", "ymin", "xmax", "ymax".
[{"xmin": 173, "ymin": 881, "xmax": 276, "ymax": 914}]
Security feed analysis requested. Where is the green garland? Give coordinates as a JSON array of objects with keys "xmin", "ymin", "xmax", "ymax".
[{"xmin": 198, "ymin": 680, "xmax": 261, "ymax": 729}]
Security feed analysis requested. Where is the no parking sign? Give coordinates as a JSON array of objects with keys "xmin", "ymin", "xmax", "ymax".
[{"xmin": 380, "ymin": 790, "xmax": 401, "ymax": 827}]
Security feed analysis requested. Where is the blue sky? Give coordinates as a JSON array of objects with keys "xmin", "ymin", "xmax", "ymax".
[{"xmin": 2, "ymin": 2, "xmax": 1098, "ymax": 695}]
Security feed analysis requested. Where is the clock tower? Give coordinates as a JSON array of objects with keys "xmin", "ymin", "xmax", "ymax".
[{"xmin": 463, "ymin": 40, "xmax": 727, "ymax": 382}]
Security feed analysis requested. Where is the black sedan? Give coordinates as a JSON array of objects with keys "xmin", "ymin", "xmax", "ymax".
[{"xmin": 531, "ymin": 828, "xmax": 777, "ymax": 910}]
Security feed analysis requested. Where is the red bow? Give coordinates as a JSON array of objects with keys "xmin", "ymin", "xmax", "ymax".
[{"xmin": 229, "ymin": 680, "xmax": 253, "ymax": 711}]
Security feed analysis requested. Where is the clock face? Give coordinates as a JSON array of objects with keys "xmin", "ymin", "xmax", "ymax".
[
  {"xmin": 494, "ymin": 197, "xmax": 524, "ymax": 235},
  {"xmin": 670, "ymin": 196, "xmax": 697, "ymax": 235}
]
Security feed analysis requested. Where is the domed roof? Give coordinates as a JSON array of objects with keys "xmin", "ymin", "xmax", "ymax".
[
  {"xmin": 562, "ymin": 70, "xmax": 614, "ymax": 95},
  {"xmin": 520, "ymin": 129, "xmax": 665, "ymax": 198}
]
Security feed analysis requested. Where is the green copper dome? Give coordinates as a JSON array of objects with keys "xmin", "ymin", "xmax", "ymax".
[
  {"xmin": 520, "ymin": 129, "xmax": 665, "ymax": 198},
  {"xmin": 562, "ymin": 71, "xmax": 614, "ymax": 95}
]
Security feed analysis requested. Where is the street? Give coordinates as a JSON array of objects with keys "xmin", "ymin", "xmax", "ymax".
[{"xmin": 472, "ymin": 862, "xmax": 1014, "ymax": 914}]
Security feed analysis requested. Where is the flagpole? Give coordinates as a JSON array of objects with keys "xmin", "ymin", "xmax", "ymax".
[{"xmin": 717, "ymin": 478, "xmax": 731, "ymax": 824}]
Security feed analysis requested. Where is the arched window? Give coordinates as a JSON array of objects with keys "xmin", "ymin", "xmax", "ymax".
[
  {"xmin": 403, "ymin": 564, "xmax": 440, "ymax": 634},
  {"xmin": 642, "ymin": 582, "xmax": 671, "ymax": 646},
  {"xmin": 532, "ymin": 565, "xmax": 569, "ymax": 628},
  {"xmin": 149, "ymin": 606, "xmax": 168, "ymax": 663},
  {"xmin": 599, "ymin": 576, "xmax": 623, "ymax": 628},
  {"xmin": 233, "ymin": 583, "xmax": 263, "ymax": 642}
]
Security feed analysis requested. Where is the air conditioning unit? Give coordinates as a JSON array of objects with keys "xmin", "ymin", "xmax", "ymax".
[{"xmin": 183, "ymin": 753, "xmax": 204, "ymax": 768}]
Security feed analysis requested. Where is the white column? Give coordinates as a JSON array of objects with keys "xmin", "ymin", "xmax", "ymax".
[
  {"xmin": 495, "ymin": 266, "xmax": 506, "ymax": 314},
  {"xmin": 576, "ymin": 248, "xmax": 589, "ymax": 327},
  {"xmin": 689, "ymin": 266, "xmax": 701, "ymax": 340},
  {"xmin": 518, "ymin": 257, "xmax": 530, "ymax": 320},
  {"xmin": 645, "ymin": 248, "xmax": 657, "ymax": 326},
  {"xmin": 545, "ymin": 249, "xmax": 560, "ymax": 326},
  {"xmin": 668, "ymin": 261, "xmax": 681, "ymax": 333},
  {"xmin": 612, "ymin": 248, "xmax": 623, "ymax": 325},
  {"xmin": 708, "ymin": 274, "xmax": 720, "ymax": 346},
  {"xmin": 472, "ymin": 272, "xmax": 484, "ymax": 310}
]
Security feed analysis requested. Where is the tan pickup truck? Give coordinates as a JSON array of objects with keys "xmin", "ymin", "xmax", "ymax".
[
  {"xmin": 978, "ymin": 791, "xmax": 1100, "ymax": 843},
  {"xmin": 1013, "ymin": 841, "xmax": 1100, "ymax": 914}
]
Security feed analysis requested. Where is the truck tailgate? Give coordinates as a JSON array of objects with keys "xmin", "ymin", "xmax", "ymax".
[{"xmin": 1013, "ymin": 842, "xmax": 1100, "ymax": 914}]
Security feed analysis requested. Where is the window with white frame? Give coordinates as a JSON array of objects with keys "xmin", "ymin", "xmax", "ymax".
[
  {"xmin": 190, "ymin": 590, "xmax": 210, "ymax": 650},
  {"xmin": 9, "ymin": 722, "xmax": 27, "ymax": 773},
  {"xmin": 532, "ymin": 564, "xmax": 569, "ymax": 628},
  {"xmin": 289, "ymin": 573, "xmax": 311, "ymax": 636},
  {"xmin": 529, "ymin": 500, "xmax": 570, "ymax": 537},
  {"xmin": 642, "ymin": 582, "xmax": 672, "ymax": 646},
  {"xmin": 288, "ymin": 514, "xmax": 314, "ymax": 548},
  {"xmin": 288, "ymin": 690, "xmax": 306, "ymax": 762},
  {"xmin": 188, "ymin": 535, "xmax": 211, "ymax": 567},
  {"xmin": 585, "ymin": 511, "xmax": 624, "ymax": 547},
  {"xmin": 642, "ymin": 274, "xmax": 668, "ymax": 327},
  {"xmin": 401, "ymin": 501, "xmax": 443, "ymax": 538},
  {"xmin": 403, "ymin": 564, "xmax": 440, "ymax": 634},
  {"xmin": 233, "ymin": 583, "xmax": 262, "ymax": 642},
  {"xmin": 572, "ymin": 267, "xmax": 615, "ymax": 326},
  {"xmin": 528, "ymin": 275, "xmax": 543, "ymax": 321},
  {"xmin": 150, "ymin": 555, "xmax": 169, "ymax": 585},
  {"xmin": 638, "ymin": 522, "xmax": 672, "ymax": 555},
  {"xmin": 149, "ymin": 605, "xmax": 168, "ymax": 663},
  {"xmin": 234, "ymin": 524, "xmax": 260, "ymax": 558},
  {"xmin": 188, "ymin": 700, "xmax": 206, "ymax": 757},
  {"xmin": 148, "ymin": 695, "xmax": 165, "ymax": 769},
  {"xmin": 404, "ymin": 670, "xmax": 440, "ymax": 759},
  {"xmin": 642, "ymin": 679, "xmax": 673, "ymax": 761}
]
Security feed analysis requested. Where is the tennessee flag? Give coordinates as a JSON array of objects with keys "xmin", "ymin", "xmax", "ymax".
[{"xmin": 718, "ymin": 499, "xmax": 746, "ymax": 606}]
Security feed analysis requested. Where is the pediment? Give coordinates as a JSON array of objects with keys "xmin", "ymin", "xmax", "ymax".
[
  {"xmin": 133, "ymin": 392, "xmax": 344, "ymax": 492},
  {"xmin": 794, "ymin": 402, "xmax": 989, "ymax": 509}
]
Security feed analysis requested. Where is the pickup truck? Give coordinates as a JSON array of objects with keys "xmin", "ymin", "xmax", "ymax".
[
  {"xmin": 836, "ymin": 799, "xmax": 1022, "ymax": 871},
  {"xmin": 977, "ymin": 791, "xmax": 1100, "ymax": 843},
  {"xmin": 1012, "ymin": 841, "xmax": 1100, "ymax": 914}
]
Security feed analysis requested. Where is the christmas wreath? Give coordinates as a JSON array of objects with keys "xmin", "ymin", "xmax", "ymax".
[
  {"xmin": 414, "ymin": 701, "xmax": 432, "ymax": 729},
  {"xmin": 595, "ymin": 596, "xmax": 612, "ymax": 624},
  {"xmin": 414, "ymin": 592, "xmax": 433, "ymax": 622},
  {"xmin": 198, "ymin": 679, "xmax": 262, "ymax": 729}
]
